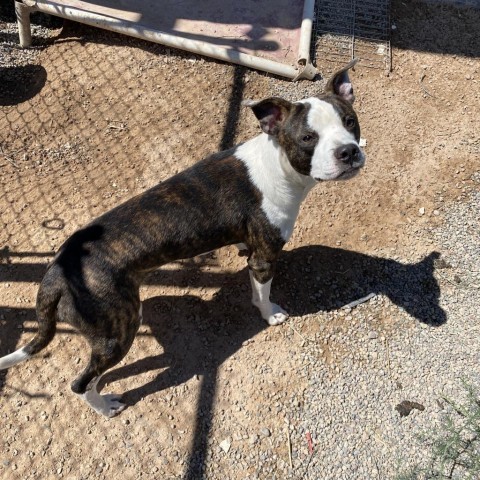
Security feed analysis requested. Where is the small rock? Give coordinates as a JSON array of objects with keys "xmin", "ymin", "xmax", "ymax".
[
  {"xmin": 395, "ymin": 400, "xmax": 425, "ymax": 417},
  {"xmin": 418, "ymin": 207, "xmax": 425, "ymax": 216},
  {"xmin": 434, "ymin": 258, "xmax": 452, "ymax": 269},
  {"xmin": 219, "ymin": 439, "xmax": 231, "ymax": 453},
  {"xmin": 260, "ymin": 427, "xmax": 271, "ymax": 438},
  {"xmin": 368, "ymin": 331, "xmax": 378, "ymax": 340}
]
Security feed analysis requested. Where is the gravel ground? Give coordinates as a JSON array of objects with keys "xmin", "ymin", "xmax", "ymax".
[
  {"xmin": 0, "ymin": 10, "xmax": 61, "ymax": 67},
  {"xmin": 209, "ymin": 175, "xmax": 480, "ymax": 480},
  {"xmin": 292, "ymin": 175, "xmax": 480, "ymax": 480},
  {"xmin": 1, "ymin": 3, "xmax": 480, "ymax": 480},
  {"xmin": 197, "ymin": 174, "xmax": 480, "ymax": 480}
]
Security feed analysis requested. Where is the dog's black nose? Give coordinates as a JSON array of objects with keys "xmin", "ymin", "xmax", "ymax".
[{"xmin": 334, "ymin": 143, "xmax": 360, "ymax": 165}]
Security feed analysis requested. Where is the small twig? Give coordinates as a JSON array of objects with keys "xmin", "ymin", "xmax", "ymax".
[
  {"xmin": 303, "ymin": 451, "xmax": 314, "ymax": 476},
  {"xmin": 306, "ymin": 431, "xmax": 314, "ymax": 455},
  {"xmin": 0, "ymin": 146, "xmax": 19, "ymax": 168},
  {"xmin": 419, "ymin": 73, "xmax": 436, "ymax": 98},
  {"xmin": 385, "ymin": 338, "xmax": 392, "ymax": 378},
  {"xmin": 342, "ymin": 293, "xmax": 376, "ymax": 309},
  {"xmin": 4, "ymin": 156, "xmax": 19, "ymax": 168},
  {"xmin": 436, "ymin": 271, "xmax": 460, "ymax": 288},
  {"xmin": 286, "ymin": 322, "xmax": 308, "ymax": 345},
  {"xmin": 440, "ymin": 395, "xmax": 469, "ymax": 418},
  {"xmin": 1, "ymin": 146, "xmax": 24, "ymax": 156},
  {"xmin": 287, "ymin": 423, "xmax": 293, "ymax": 469},
  {"xmin": 437, "ymin": 129, "xmax": 460, "ymax": 137},
  {"xmin": 107, "ymin": 123, "xmax": 127, "ymax": 131},
  {"xmin": 447, "ymin": 435, "xmax": 478, "ymax": 479},
  {"xmin": 373, "ymin": 455, "xmax": 382, "ymax": 480}
]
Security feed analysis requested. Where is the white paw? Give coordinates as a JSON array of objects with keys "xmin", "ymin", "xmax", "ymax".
[
  {"xmin": 266, "ymin": 304, "xmax": 289, "ymax": 326},
  {"xmin": 94, "ymin": 394, "xmax": 126, "ymax": 418},
  {"xmin": 251, "ymin": 294, "xmax": 289, "ymax": 326}
]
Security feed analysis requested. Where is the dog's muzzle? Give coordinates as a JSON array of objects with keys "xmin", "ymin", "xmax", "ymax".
[
  {"xmin": 335, "ymin": 143, "xmax": 365, "ymax": 179},
  {"xmin": 312, "ymin": 143, "xmax": 365, "ymax": 182}
]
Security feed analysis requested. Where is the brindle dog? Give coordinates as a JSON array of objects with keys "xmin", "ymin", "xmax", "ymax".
[{"xmin": 0, "ymin": 60, "xmax": 365, "ymax": 417}]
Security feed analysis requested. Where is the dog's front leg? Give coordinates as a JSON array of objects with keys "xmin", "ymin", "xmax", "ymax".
[{"xmin": 248, "ymin": 254, "xmax": 288, "ymax": 326}]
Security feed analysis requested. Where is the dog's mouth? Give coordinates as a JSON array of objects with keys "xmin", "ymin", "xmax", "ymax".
[
  {"xmin": 314, "ymin": 166, "xmax": 362, "ymax": 182},
  {"xmin": 336, "ymin": 166, "xmax": 361, "ymax": 180}
]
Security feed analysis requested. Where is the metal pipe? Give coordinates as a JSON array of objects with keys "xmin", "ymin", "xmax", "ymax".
[
  {"xmin": 295, "ymin": 0, "xmax": 317, "ymax": 80},
  {"xmin": 15, "ymin": 1, "xmax": 35, "ymax": 47},
  {"xmin": 30, "ymin": 0, "xmax": 317, "ymax": 80},
  {"xmin": 298, "ymin": 0, "xmax": 315, "ymax": 65}
]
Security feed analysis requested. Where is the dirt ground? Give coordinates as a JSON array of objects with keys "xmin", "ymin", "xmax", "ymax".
[{"xmin": 1, "ymin": 1, "xmax": 479, "ymax": 479}]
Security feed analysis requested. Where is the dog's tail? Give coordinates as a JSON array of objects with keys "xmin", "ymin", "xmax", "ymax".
[{"xmin": 0, "ymin": 267, "xmax": 62, "ymax": 370}]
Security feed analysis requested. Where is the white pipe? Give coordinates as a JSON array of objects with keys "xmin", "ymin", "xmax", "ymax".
[
  {"xmin": 298, "ymin": 0, "xmax": 315, "ymax": 67},
  {"xmin": 30, "ymin": 0, "xmax": 317, "ymax": 80},
  {"xmin": 295, "ymin": 0, "xmax": 317, "ymax": 80},
  {"xmin": 15, "ymin": 1, "xmax": 34, "ymax": 47}
]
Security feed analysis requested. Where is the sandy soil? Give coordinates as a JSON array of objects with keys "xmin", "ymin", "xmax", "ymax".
[{"xmin": 1, "ymin": 1, "xmax": 479, "ymax": 478}]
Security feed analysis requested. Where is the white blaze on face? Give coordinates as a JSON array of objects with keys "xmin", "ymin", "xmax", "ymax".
[{"xmin": 301, "ymin": 98, "xmax": 361, "ymax": 181}]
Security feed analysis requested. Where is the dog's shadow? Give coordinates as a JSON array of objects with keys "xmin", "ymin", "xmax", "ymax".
[{"xmin": 103, "ymin": 245, "xmax": 446, "ymax": 408}]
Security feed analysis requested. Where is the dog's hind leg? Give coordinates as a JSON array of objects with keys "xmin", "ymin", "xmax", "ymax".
[
  {"xmin": 78, "ymin": 373, "xmax": 126, "ymax": 418},
  {"xmin": 70, "ymin": 313, "xmax": 140, "ymax": 418}
]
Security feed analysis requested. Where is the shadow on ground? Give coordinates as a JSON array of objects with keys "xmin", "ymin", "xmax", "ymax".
[
  {"xmin": 391, "ymin": 0, "xmax": 480, "ymax": 58},
  {"xmin": 107, "ymin": 245, "xmax": 445, "ymax": 477},
  {"xmin": 0, "ymin": 65, "xmax": 47, "ymax": 105},
  {"xmin": 0, "ymin": 244, "xmax": 447, "ymax": 477},
  {"xmin": 94, "ymin": 245, "xmax": 446, "ymax": 407}
]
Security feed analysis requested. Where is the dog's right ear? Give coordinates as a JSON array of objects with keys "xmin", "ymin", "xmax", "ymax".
[{"xmin": 244, "ymin": 97, "xmax": 293, "ymax": 136}]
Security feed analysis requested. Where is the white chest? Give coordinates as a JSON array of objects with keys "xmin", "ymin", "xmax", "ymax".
[{"xmin": 235, "ymin": 134, "xmax": 314, "ymax": 242}]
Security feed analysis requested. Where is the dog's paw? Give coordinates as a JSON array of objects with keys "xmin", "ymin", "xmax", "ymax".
[
  {"xmin": 267, "ymin": 304, "xmax": 289, "ymax": 326},
  {"xmin": 97, "ymin": 394, "xmax": 126, "ymax": 418}
]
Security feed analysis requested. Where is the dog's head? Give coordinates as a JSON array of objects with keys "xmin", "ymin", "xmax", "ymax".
[{"xmin": 246, "ymin": 59, "xmax": 365, "ymax": 181}]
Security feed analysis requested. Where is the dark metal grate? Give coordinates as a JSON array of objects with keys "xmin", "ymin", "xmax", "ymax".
[{"xmin": 313, "ymin": 0, "xmax": 392, "ymax": 71}]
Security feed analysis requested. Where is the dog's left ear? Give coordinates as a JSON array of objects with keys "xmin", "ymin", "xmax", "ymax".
[
  {"xmin": 244, "ymin": 97, "xmax": 293, "ymax": 136},
  {"xmin": 324, "ymin": 58, "xmax": 359, "ymax": 104}
]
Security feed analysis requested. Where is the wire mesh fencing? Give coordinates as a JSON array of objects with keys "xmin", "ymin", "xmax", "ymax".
[{"xmin": 313, "ymin": 0, "xmax": 392, "ymax": 71}]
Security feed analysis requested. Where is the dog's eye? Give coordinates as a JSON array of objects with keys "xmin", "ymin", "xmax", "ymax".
[
  {"xmin": 303, "ymin": 135, "xmax": 313, "ymax": 142},
  {"xmin": 345, "ymin": 117, "xmax": 355, "ymax": 128}
]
